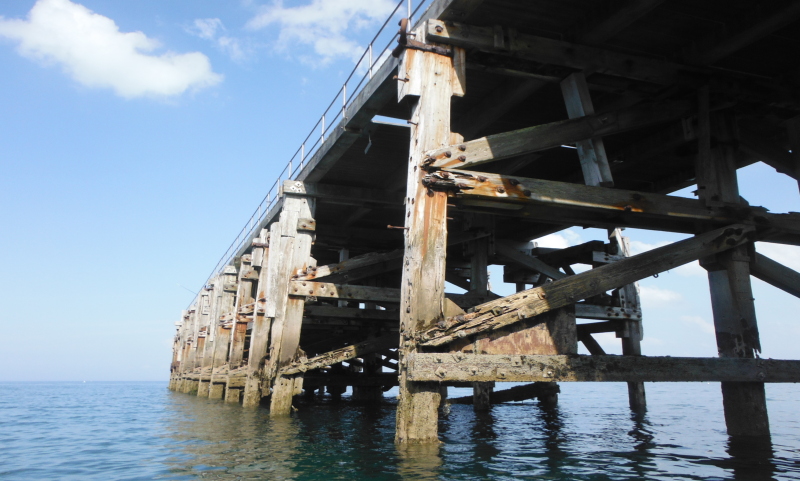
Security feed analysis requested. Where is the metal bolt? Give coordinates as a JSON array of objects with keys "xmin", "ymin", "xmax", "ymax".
[
  {"xmin": 435, "ymin": 25, "xmax": 443, "ymax": 33},
  {"xmin": 458, "ymin": 155, "xmax": 466, "ymax": 161},
  {"xmin": 444, "ymin": 151, "xmax": 452, "ymax": 158},
  {"xmin": 477, "ymin": 175, "xmax": 487, "ymax": 182},
  {"xmin": 458, "ymin": 144, "xmax": 466, "ymax": 151},
  {"xmin": 523, "ymin": 189, "xmax": 532, "ymax": 196},
  {"xmin": 497, "ymin": 186, "xmax": 506, "ymax": 193},
  {"xmin": 509, "ymin": 179, "xmax": 520, "ymax": 186}
]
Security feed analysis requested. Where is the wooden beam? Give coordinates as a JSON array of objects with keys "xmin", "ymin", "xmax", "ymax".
[
  {"xmin": 418, "ymin": 224, "xmax": 755, "ymax": 347},
  {"xmin": 406, "ymin": 353, "xmax": 800, "ymax": 383},
  {"xmin": 290, "ymin": 282, "xmax": 400, "ymax": 303},
  {"xmin": 561, "ymin": 72, "xmax": 614, "ymax": 187},
  {"xmin": 578, "ymin": 0, "xmax": 667, "ymax": 45},
  {"xmin": 242, "ymin": 229, "xmax": 272, "ymax": 407},
  {"xmin": 424, "ymin": 169, "xmax": 800, "ymax": 238},
  {"xmin": 426, "ymin": 19, "xmax": 693, "ymax": 86},
  {"xmin": 578, "ymin": 332, "xmax": 607, "ymax": 355},
  {"xmin": 295, "ymin": 249, "xmax": 403, "ymax": 283},
  {"xmin": 750, "ymin": 252, "xmax": 800, "ymax": 299},
  {"xmin": 685, "ymin": 2, "xmax": 800, "ymax": 65},
  {"xmin": 449, "ymin": 382, "xmax": 559, "ymax": 404},
  {"xmin": 576, "ymin": 305, "xmax": 640, "ymax": 321},
  {"xmin": 495, "ymin": 240, "xmax": 566, "ymax": 280},
  {"xmin": 280, "ymin": 333, "xmax": 398, "ymax": 376},
  {"xmin": 395, "ymin": 43, "xmax": 462, "ymax": 444},
  {"xmin": 426, "ymin": 100, "xmax": 693, "ymax": 170}
]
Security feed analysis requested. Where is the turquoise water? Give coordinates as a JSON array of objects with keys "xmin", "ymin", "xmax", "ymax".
[{"xmin": 1, "ymin": 382, "xmax": 799, "ymax": 480}]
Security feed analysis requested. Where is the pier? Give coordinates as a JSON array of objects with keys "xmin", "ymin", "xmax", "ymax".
[{"xmin": 169, "ymin": 0, "xmax": 800, "ymax": 443}]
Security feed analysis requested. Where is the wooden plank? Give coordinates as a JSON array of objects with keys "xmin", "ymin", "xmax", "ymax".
[
  {"xmin": 426, "ymin": 99, "xmax": 693, "ymax": 169},
  {"xmin": 295, "ymin": 249, "xmax": 403, "ymax": 283},
  {"xmin": 418, "ymin": 224, "xmax": 755, "ymax": 347},
  {"xmin": 579, "ymin": 0, "xmax": 667, "ymax": 45},
  {"xmin": 209, "ymin": 266, "xmax": 238, "ymax": 400},
  {"xmin": 395, "ymin": 42, "xmax": 461, "ymax": 444},
  {"xmin": 407, "ymin": 353, "xmax": 800, "ymax": 383},
  {"xmin": 280, "ymin": 333, "xmax": 398, "ymax": 376},
  {"xmin": 751, "ymin": 252, "xmax": 800, "ymax": 299},
  {"xmin": 289, "ymin": 282, "xmax": 400, "ymax": 303},
  {"xmin": 426, "ymin": 169, "xmax": 800, "ymax": 238},
  {"xmin": 495, "ymin": 240, "xmax": 566, "ymax": 280}
]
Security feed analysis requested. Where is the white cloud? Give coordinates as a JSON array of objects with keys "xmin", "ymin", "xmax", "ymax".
[
  {"xmin": 680, "ymin": 315, "xmax": 715, "ymax": 335},
  {"xmin": 756, "ymin": 242, "xmax": 800, "ymax": 272},
  {"xmin": 628, "ymin": 240, "xmax": 669, "ymax": 256},
  {"xmin": 534, "ymin": 229, "xmax": 582, "ymax": 249},
  {"xmin": 246, "ymin": 0, "xmax": 397, "ymax": 64},
  {"xmin": 0, "ymin": 0, "xmax": 222, "ymax": 98},
  {"xmin": 188, "ymin": 18, "xmax": 246, "ymax": 62},
  {"xmin": 639, "ymin": 285, "xmax": 682, "ymax": 306}
]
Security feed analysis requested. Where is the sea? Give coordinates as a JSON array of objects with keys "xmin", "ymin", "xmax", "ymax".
[{"xmin": 1, "ymin": 382, "xmax": 798, "ymax": 480}]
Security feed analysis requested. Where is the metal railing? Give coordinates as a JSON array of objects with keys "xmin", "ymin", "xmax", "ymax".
[{"xmin": 187, "ymin": 0, "xmax": 430, "ymax": 307}]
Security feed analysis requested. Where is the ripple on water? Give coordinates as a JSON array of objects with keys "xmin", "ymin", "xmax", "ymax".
[{"xmin": 1, "ymin": 382, "xmax": 799, "ymax": 480}]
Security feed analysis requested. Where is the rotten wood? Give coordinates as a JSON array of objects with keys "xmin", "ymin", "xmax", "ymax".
[
  {"xmin": 280, "ymin": 333, "xmax": 398, "ymax": 376},
  {"xmin": 406, "ymin": 353, "xmax": 800, "ymax": 383},
  {"xmin": 418, "ymin": 224, "xmax": 755, "ymax": 347}
]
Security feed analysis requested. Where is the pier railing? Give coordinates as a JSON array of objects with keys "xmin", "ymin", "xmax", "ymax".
[{"xmin": 188, "ymin": 0, "xmax": 430, "ymax": 307}]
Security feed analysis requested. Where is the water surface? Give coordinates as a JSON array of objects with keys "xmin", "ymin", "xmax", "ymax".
[{"xmin": 1, "ymin": 382, "xmax": 798, "ymax": 480}]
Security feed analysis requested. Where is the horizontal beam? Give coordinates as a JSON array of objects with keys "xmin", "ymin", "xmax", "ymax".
[
  {"xmin": 575, "ymin": 305, "xmax": 640, "ymax": 321},
  {"xmin": 289, "ymin": 281, "xmax": 401, "ymax": 303},
  {"xmin": 418, "ymin": 224, "xmax": 754, "ymax": 347},
  {"xmin": 426, "ymin": 19, "xmax": 690, "ymax": 85},
  {"xmin": 297, "ymin": 229, "xmax": 491, "ymax": 283},
  {"xmin": 750, "ymin": 251, "xmax": 800, "ymax": 299},
  {"xmin": 449, "ymin": 381, "xmax": 559, "ymax": 404},
  {"xmin": 407, "ymin": 353, "xmax": 800, "ymax": 383},
  {"xmin": 280, "ymin": 333, "xmax": 398, "ymax": 376},
  {"xmin": 426, "ymin": 100, "xmax": 693, "ymax": 170},
  {"xmin": 425, "ymin": 170, "xmax": 800, "ymax": 238}
]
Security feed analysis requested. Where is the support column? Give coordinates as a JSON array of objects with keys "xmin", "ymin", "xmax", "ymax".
[
  {"xmin": 266, "ymin": 181, "xmax": 316, "ymax": 416},
  {"xmin": 562, "ymin": 71, "xmax": 645, "ymax": 412},
  {"xmin": 696, "ymin": 94, "xmax": 769, "ymax": 436},
  {"xmin": 395, "ymin": 37, "xmax": 465, "ymax": 443},
  {"xmin": 225, "ymin": 255, "xmax": 256, "ymax": 403},
  {"xmin": 469, "ymin": 217, "xmax": 493, "ymax": 412},
  {"xmin": 209, "ymin": 266, "xmax": 238, "ymax": 400},
  {"xmin": 196, "ymin": 288, "xmax": 212, "ymax": 397},
  {"xmin": 609, "ymin": 229, "xmax": 646, "ymax": 412},
  {"xmin": 243, "ymin": 228, "xmax": 271, "ymax": 407}
]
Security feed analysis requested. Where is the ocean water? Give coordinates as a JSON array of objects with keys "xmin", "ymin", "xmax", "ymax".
[{"xmin": 1, "ymin": 382, "xmax": 799, "ymax": 480}]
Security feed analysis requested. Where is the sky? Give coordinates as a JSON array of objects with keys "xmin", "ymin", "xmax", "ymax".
[{"xmin": 1, "ymin": 0, "xmax": 798, "ymax": 382}]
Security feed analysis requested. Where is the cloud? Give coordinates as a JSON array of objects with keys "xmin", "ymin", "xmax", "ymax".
[
  {"xmin": 639, "ymin": 285, "xmax": 682, "ymax": 306},
  {"xmin": 680, "ymin": 315, "xmax": 715, "ymax": 335},
  {"xmin": 534, "ymin": 229, "xmax": 582, "ymax": 249},
  {"xmin": 0, "ymin": 0, "xmax": 222, "ymax": 98},
  {"xmin": 188, "ymin": 18, "xmax": 246, "ymax": 62},
  {"xmin": 246, "ymin": 0, "xmax": 397, "ymax": 64},
  {"xmin": 756, "ymin": 242, "xmax": 800, "ymax": 272}
]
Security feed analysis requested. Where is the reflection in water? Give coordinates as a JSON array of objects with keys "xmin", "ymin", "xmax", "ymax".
[
  {"xmin": 153, "ymin": 383, "xmax": 800, "ymax": 480},
  {"xmin": 397, "ymin": 443, "xmax": 443, "ymax": 481},
  {"xmin": 727, "ymin": 436, "xmax": 776, "ymax": 481}
]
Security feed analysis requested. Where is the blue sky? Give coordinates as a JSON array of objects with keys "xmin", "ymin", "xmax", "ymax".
[{"xmin": 1, "ymin": 0, "xmax": 798, "ymax": 382}]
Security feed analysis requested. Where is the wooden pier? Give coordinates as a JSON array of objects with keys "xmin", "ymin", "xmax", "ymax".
[{"xmin": 169, "ymin": 0, "xmax": 800, "ymax": 443}]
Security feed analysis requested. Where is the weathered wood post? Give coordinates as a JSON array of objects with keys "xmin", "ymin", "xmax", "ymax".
[
  {"xmin": 561, "ymin": 71, "xmax": 645, "ymax": 412},
  {"xmin": 195, "ymin": 288, "xmax": 213, "ymax": 397},
  {"xmin": 242, "ymin": 228, "xmax": 270, "ymax": 407},
  {"xmin": 209, "ymin": 265, "xmax": 238, "ymax": 400},
  {"xmin": 266, "ymin": 181, "xmax": 316, "ymax": 416},
  {"xmin": 469, "ymin": 217, "xmax": 492, "ymax": 411},
  {"xmin": 395, "ymin": 27, "xmax": 465, "ymax": 443},
  {"xmin": 224, "ymin": 255, "xmax": 257, "ymax": 403},
  {"xmin": 696, "ymin": 94, "xmax": 769, "ymax": 436}
]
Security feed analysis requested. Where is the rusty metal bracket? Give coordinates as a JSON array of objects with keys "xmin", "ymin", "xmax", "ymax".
[{"xmin": 392, "ymin": 18, "xmax": 453, "ymax": 58}]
